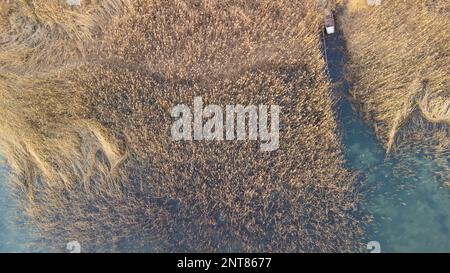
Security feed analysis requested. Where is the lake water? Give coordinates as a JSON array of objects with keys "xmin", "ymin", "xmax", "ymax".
[
  {"xmin": 0, "ymin": 162, "xmax": 32, "ymax": 252},
  {"xmin": 326, "ymin": 32, "xmax": 450, "ymax": 253}
]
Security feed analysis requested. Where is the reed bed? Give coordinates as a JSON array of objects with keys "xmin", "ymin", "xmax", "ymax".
[
  {"xmin": 0, "ymin": 0, "xmax": 364, "ymax": 252},
  {"xmin": 340, "ymin": 0, "xmax": 449, "ymax": 184}
]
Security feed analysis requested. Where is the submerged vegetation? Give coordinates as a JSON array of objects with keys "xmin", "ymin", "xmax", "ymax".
[
  {"xmin": 0, "ymin": 0, "xmax": 365, "ymax": 252},
  {"xmin": 340, "ymin": 0, "xmax": 449, "ymax": 183}
]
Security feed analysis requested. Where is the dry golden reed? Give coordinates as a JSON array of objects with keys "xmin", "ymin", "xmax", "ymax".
[
  {"xmin": 340, "ymin": 0, "xmax": 449, "ymax": 153},
  {"xmin": 0, "ymin": 0, "xmax": 364, "ymax": 252},
  {"xmin": 340, "ymin": 0, "xmax": 449, "ymax": 186}
]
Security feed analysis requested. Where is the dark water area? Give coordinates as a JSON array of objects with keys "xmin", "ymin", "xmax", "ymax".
[{"xmin": 325, "ymin": 31, "xmax": 450, "ymax": 253}]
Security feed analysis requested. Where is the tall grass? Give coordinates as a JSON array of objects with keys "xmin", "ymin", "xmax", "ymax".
[
  {"xmin": 340, "ymin": 0, "xmax": 449, "ymax": 156},
  {"xmin": 340, "ymin": 0, "xmax": 449, "ymax": 187},
  {"xmin": 0, "ymin": 0, "xmax": 364, "ymax": 252}
]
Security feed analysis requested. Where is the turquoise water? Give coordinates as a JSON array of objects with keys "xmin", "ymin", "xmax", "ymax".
[
  {"xmin": 326, "ymin": 32, "xmax": 450, "ymax": 253},
  {"xmin": 0, "ymin": 163, "xmax": 32, "ymax": 252},
  {"xmin": 340, "ymin": 98, "xmax": 450, "ymax": 252}
]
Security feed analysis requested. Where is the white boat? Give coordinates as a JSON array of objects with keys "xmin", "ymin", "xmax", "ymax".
[{"xmin": 324, "ymin": 10, "xmax": 335, "ymax": 35}]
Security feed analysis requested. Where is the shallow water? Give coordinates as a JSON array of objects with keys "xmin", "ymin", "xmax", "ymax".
[
  {"xmin": 325, "ymin": 32, "xmax": 450, "ymax": 253},
  {"xmin": 0, "ymin": 163, "xmax": 31, "ymax": 252},
  {"xmin": 340, "ymin": 98, "xmax": 450, "ymax": 252}
]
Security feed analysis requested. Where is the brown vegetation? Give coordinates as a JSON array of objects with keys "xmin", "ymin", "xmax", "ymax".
[
  {"xmin": 0, "ymin": 0, "xmax": 363, "ymax": 252},
  {"xmin": 340, "ymin": 0, "xmax": 449, "ymax": 183}
]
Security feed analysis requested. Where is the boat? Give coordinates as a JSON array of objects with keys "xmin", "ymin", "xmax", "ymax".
[{"xmin": 324, "ymin": 10, "xmax": 335, "ymax": 35}]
